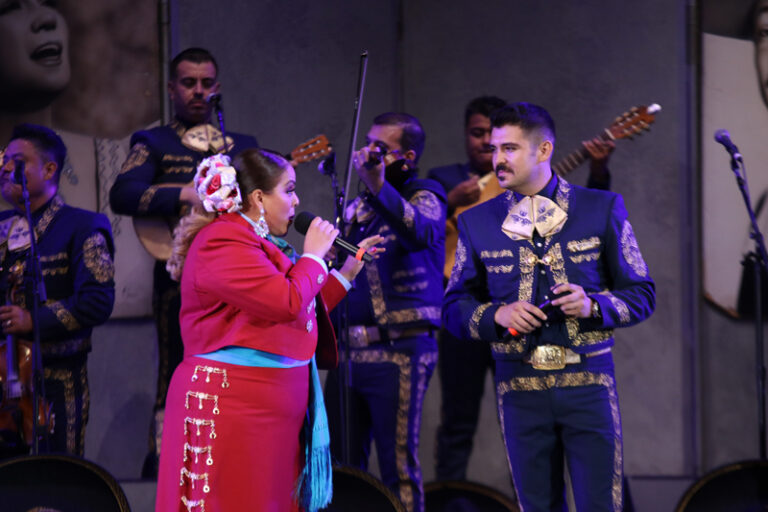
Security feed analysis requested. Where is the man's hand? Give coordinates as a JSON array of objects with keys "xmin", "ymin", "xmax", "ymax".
[
  {"xmin": 583, "ymin": 137, "xmax": 615, "ymax": 183},
  {"xmin": 0, "ymin": 304, "xmax": 33, "ymax": 335},
  {"xmin": 446, "ymin": 175, "xmax": 481, "ymax": 209},
  {"xmin": 494, "ymin": 301, "xmax": 547, "ymax": 335},
  {"xmin": 337, "ymin": 235, "xmax": 386, "ymax": 282},
  {"xmin": 352, "ymin": 147, "xmax": 385, "ymax": 195},
  {"xmin": 550, "ymin": 283, "xmax": 592, "ymax": 318},
  {"xmin": 180, "ymin": 185, "xmax": 203, "ymax": 208}
]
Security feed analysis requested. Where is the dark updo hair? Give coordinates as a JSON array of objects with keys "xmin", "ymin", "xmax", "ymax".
[
  {"xmin": 166, "ymin": 148, "xmax": 290, "ymax": 281},
  {"xmin": 231, "ymin": 148, "xmax": 290, "ymax": 210}
]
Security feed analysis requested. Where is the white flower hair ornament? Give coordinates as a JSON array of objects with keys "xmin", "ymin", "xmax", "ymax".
[{"xmin": 194, "ymin": 154, "xmax": 243, "ymax": 213}]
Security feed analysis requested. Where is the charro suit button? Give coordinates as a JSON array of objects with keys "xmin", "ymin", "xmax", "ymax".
[
  {"xmin": 317, "ymin": 274, "xmax": 324, "ymax": 284},
  {"xmin": 307, "ymin": 303, "xmax": 313, "ymax": 314},
  {"xmin": 536, "ymin": 242, "xmax": 542, "ymax": 247},
  {"xmin": 306, "ymin": 320, "xmax": 313, "ymax": 332}
]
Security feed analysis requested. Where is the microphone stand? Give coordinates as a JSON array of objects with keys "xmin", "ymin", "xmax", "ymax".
[
  {"xmin": 16, "ymin": 166, "xmax": 48, "ymax": 455},
  {"xmin": 334, "ymin": 50, "xmax": 369, "ymax": 464},
  {"xmin": 730, "ymin": 154, "xmax": 767, "ymax": 460},
  {"xmin": 212, "ymin": 98, "xmax": 228, "ymax": 156}
]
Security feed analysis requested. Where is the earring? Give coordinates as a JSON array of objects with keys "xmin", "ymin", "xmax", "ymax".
[{"xmin": 254, "ymin": 207, "xmax": 269, "ymax": 238}]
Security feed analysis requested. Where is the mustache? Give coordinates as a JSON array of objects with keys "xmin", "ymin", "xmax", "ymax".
[{"xmin": 495, "ymin": 163, "xmax": 509, "ymax": 173}]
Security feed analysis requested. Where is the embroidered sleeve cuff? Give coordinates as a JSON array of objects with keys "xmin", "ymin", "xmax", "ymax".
[
  {"xmin": 299, "ymin": 253, "xmax": 329, "ymax": 275},
  {"xmin": 469, "ymin": 302, "xmax": 504, "ymax": 341},
  {"xmin": 330, "ymin": 269, "xmax": 352, "ymax": 291}
]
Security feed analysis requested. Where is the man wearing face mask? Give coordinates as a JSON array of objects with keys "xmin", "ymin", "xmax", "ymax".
[
  {"xmin": 109, "ymin": 47, "xmax": 258, "ymax": 477},
  {"xmin": 324, "ymin": 112, "xmax": 446, "ymax": 512}
]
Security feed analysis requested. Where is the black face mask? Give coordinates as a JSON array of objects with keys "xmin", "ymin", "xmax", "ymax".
[{"xmin": 384, "ymin": 159, "xmax": 416, "ymax": 189}]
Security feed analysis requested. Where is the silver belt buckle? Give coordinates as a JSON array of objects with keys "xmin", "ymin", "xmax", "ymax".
[
  {"xmin": 530, "ymin": 345, "xmax": 566, "ymax": 370},
  {"xmin": 349, "ymin": 326, "xmax": 370, "ymax": 348}
]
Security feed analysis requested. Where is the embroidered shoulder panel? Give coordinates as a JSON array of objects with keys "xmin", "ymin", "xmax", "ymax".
[
  {"xmin": 620, "ymin": 220, "xmax": 648, "ymax": 277},
  {"xmin": 120, "ymin": 143, "xmax": 150, "ymax": 174},
  {"xmin": 409, "ymin": 190, "xmax": 442, "ymax": 221},
  {"xmin": 84, "ymin": 232, "xmax": 115, "ymax": 283}
]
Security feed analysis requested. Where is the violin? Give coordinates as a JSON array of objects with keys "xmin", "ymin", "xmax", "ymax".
[{"xmin": 0, "ymin": 259, "xmax": 54, "ymax": 455}]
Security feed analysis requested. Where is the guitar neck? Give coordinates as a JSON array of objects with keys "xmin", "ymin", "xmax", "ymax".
[{"xmin": 552, "ymin": 130, "xmax": 611, "ymax": 177}]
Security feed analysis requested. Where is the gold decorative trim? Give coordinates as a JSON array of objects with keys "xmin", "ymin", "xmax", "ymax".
[
  {"xmin": 487, "ymin": 265, "xmax": 515, "ymax": 274},
  {"xmin": 162, "ymin": 154, "xmax": 194, "ymax": 163},
  {"xmin": 386, "ymin": 306, "xmax": 440, "ymax": 325},
  {"xmin": 567, "ymin": 236, "xmax": 601, "ymax": 253},
  {"xmin": 83, "ymin": 232, "xmax": 115, "ymax": 284},
  {"xmin": 495, "ymin": 370, "xmax": 622, "ymax": 510},
  {"xmin": 409, "ymin": 190, "xmax": 442, "ymax": 221},
  {"xmin": 42, "ymin": 266, "xmax": 69, "ymax": 276},
  {"xmin": 570, "ymin": 252, "xmax": 600, "ymax": 264},
  {"xmin": 446, "ymin": 237, "xmax": 467, "ymax": 291},
  {"xmin": 365, "ymin": 261, "xmax": 388, "ymax": 324},
  {"xmin": 138, "ymin": 186, "xmax": 158, "ymax": 214},
  {"xmin": 555, "ymin": 177, "xmax": 571, "ymax": 213},
  {"xmin": 35, "ymin": 195, "xmax": 65, "ymax": 239},
  {"xmin": 164, "ymin": 165, "xmax": 195, "ymax": 175},
  {"xmin": 620, "ymin": 220, "xmax": 648, "ymax": 278},
  {"xmin": 392, "ymin": 267, "xmax": 426, "ymax": 280},
  {"xmin": 394, "ymin": 281, "xmax": 428, "ymax": 293},
  {"xmin": 469, "ymin": 303, "xmax": 492, "ymax": 341},
  {"xmin": 480, "ymin": 249, "xmax": 515, "ymax": 259},
  {"xmin": 349, "ymin": 348, "xmax": 436, "ymax": 512},
  {"xmin": 44, "ymin": 366, "xmax": 78, "ymax": 454},
  {"xmin": 48, "ymin": 301, "xmax": 81, "ymax": 331},
  {"xmin": 601, "ymin": 291, "xmax": 631, "ymax": 325},
  {"xmin": 40, "ymin": 251, "xmax": 67, "ymax": 262},
  {"xmin": 120, "ymin": 143, "xmax": 150, "ymax": 174},
  {"xmin": 402, "ymin": 199, "xmax": 415, "ymax": 230}
]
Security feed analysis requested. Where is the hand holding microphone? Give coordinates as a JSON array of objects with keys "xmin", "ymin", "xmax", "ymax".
[
  {"xmin": 294, "ymin": 211, "xmax": 375, "ymax": 263},
  {"xmin": 297, "ymin": 214, "xmax": 338, "ymax": 260}
]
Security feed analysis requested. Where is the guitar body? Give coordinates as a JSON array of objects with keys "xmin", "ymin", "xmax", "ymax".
[
  {"xmin": 133, "ymin": 216, "xmax": 176, "ymax": 261},
  {"xmin": 444, "ymin": 173, "xmax": 505, "ymax": 279}
]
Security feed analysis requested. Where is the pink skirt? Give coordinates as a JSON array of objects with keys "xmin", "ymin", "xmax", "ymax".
[{"xmin": 155, "ymin": 356, "xmax": 309, "ymax": 512}]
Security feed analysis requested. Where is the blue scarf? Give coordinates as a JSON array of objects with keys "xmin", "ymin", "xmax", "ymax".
[{"xmin": 237, "ymin": 212, "xmax": 333, "ymax": 510}]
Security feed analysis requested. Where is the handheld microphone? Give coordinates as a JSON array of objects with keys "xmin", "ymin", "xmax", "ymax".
[
  {"xmin": 206, "ymin": 92, "xmax": 222, "ymax": 107},
  {"xmin": 714, "ymin": 129, "xmax": 742, "ymax": 162},
  {"xmin": 294, "ymin": 211, "xmax": 373, "ymax": 263},
  {"xmin": 11, "ymin": 159, "xmax": 24, "ymax": 185}
]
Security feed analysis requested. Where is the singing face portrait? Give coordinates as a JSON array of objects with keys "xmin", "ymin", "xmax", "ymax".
[
  {"xmin": 0, "ymin": 0, "xmax": 70, "ymax": 114},
  {"xmin": 701, "ymin": 0, "xmax": 768, "ymax": 316}
]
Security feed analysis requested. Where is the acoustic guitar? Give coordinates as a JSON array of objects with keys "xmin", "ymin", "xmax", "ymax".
[
  {"xmin": 133, "ymin": 135, "xmax": 332, "ymax": 260},
  {"xmin": 443, "ymin": 104, "xmax": 662, "ymax": 278}
]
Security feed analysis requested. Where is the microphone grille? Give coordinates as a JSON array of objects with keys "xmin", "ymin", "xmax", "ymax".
[{"xmin": 293, "ymin": 211, "xmax": 316, "ymax": 235}]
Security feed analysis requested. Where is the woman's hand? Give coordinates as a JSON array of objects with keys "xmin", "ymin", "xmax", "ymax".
[
  {"xmin": 302, "ymin": 217, "xmax": 339, "ymax": 259},
  {"xmin": 337, "ymin": 235, "xmax": 386, "ymax": 282}
]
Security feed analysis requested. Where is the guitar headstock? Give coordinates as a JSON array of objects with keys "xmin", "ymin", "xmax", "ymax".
[
  {"xmin": 289, "ymin": 134, "xmax": 332, "ymax": 165},
  {"xmin": 606, "ymin": 103, "xmax": 661, "ymax": 141}
]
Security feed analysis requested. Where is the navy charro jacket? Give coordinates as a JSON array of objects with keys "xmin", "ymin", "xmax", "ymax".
[
  {"xmin": 109, "ymin": 119, "xmax": 258, "ymax": 217},
  {"xmin": 343, "ymin": 176, "xmax": 447, "ymax": 330},
  {"xmin": 443, "ymin": 177, "xmax": 655, "ymax": 361},
  {"xmin": 0, "ymin": 195, "xmax": 115, "ymax": 359}
]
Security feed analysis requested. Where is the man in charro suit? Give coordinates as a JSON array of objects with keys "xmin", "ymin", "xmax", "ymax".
[
  {"xmin": 323, "ymin": 112, "xmax": 446, "ymax": 512},
  {"xmin": 0, "ymin": 124, "xmax": 115, "ymax": 456},
  {"xmin": 443, "ymin": 102, "xmax": 654, "ymax": 511},
  {"xmin": 109, "ymin": 47, "xmax": 257, "ymax": 476},
  {"xmin": 428, "ymin": 95, "xmax": 615, "ymax": 482}
]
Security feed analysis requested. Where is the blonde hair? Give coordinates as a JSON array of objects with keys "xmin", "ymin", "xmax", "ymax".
[{"xmin": 166, "ymin": 206, "xmax": 216, "ymax": 281}]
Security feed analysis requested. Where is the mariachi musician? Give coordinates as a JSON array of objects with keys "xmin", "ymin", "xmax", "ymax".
[
  {"xmin": 108, "ymin": 48, "xmax": 258, "ymax": 476},
  {"xmin": 0, "ymin": 123, "xmax": 115, "ymax": 457}
]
